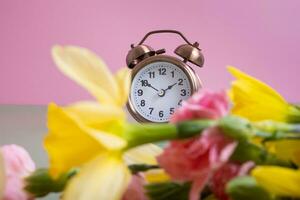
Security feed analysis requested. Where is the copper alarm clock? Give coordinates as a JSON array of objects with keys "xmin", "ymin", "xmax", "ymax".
[{"xmin": 126, "ymin": 30, "xmax": 204, "ymax": 123}]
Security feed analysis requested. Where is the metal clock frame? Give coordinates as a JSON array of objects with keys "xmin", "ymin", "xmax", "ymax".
[{"xmin": 127, "ymin": 54, "xmax": 202, "ymax": 123}]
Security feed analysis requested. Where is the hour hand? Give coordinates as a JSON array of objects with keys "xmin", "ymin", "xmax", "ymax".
[{"xmin": 148, "ymin": 83, "xmax": 159, "ymax": 92}]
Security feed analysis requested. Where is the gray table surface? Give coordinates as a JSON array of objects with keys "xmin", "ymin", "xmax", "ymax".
[
  {"xmin": 0, "ymin": 105, "xmax": 136, "ymax": 200},
  {"xmin": 0, "ymin": 105, "xmax": 58, "ymax": 199}
]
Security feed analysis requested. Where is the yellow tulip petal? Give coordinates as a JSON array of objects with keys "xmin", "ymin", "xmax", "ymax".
[
  {"xmin": 144, "ymin": 169, "xmax": 171, "ymax": 183},
  {"xmin": 228, "ymin": 66, "xmax": 286, "ymax": 101},
  {"xmin": 52, "ymin": 45, "xmax": 119, "ymax": 105},
  {"xmin": 228, "ymin": 66, "xmax": 289, "ymax": 122},
  {"xmin": 88, "ymin": 128, "xmax": 127, "ymax": 150},
  {"xmin": 124, "ymin": 144, "xmax": 162, "ymax": 165},
  {"xmin": 0, "ymin": 152, "xmax": 5, "ymax": 199},
  {"xmin": 252, "ymin": 166, "xmax": 300, "ymax": 197},
  {"xmin": 273, "ymin": 140, "xmax": 300, "ymax": 166},
  {"xmin": 44, "ymin": 103, "xmax": 126, "ymax": 177},
  {"xmin": 64, "ymin": 101, "xmax": 125, "ymax": 127},
  {"xmin": 63, "ymin": 153, "xmax": 131, "ymax": 200},
  {"xmin": 114, "ymin": 68, "xmax": 131, "ymax": 106}
]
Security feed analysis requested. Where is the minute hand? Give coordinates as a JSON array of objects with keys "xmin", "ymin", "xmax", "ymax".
[{"xmin": 163, "ymin": 82, "xmax": 177, "ymax": 92}]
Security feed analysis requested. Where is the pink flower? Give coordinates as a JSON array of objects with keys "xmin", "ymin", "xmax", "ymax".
[
  {"xmin": 211, "ymin": 161, "xmax": 255, "ymax": 200},
  {"xmin": 122, "ymin": 174, "xmax": 148, "ymax": 200},
  {"xmin": 171, "ymin": 90, "xmax": 229, "ymax": 123},
  {"xmin": 157, "ymin": 128, "xmax": 237, "ymax": 200},
  {"xmin": 158, "ymin": 90, "xmax": 236, "ymax": 200},
  {"xmin": 1, "ymin": 145, "xmax": 36, "ymax": 200}
]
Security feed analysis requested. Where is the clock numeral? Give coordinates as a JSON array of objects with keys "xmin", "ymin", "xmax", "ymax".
[
  {"xmin": 148, "ymin": 71, "xmax": 155, "ymax": 79},
  {"xmin": 137, "ymin": 89, "xmax": 143, "ymax": 96},
  {"xmin": 171, "ymin": 71, "xmax": 175, "ymax": 78},
  {"xmin": 178, "ymin": 78, "xmax": 183, "ymax": 85},
  {"xmin": 159, "ymin": 110, "xmax": 164, "ymax": 118},
  {"xmin": 149, "ymin": 107, "xmax": 154, "ymax": 115},
  {"xmin": 180, "ymin": 89, "xmax": 187, "ymax": 96},
  {"xmin": 158, "ymin": 68, "xmax": 166, "ymax": 75},
  {"xmin": 178, "ymin": 100, "xmax": 183, "ymax": 106},
  {"xmin": 140, "ymin": 100, "xmax": 145, "ymax": 107},
  {"xmin": 141, "ymin": 80, "xmax": 149, "ymax": 87},
  {"xmin": 170, "ymin": 107, "xmax": 175, "ymax": 115}
]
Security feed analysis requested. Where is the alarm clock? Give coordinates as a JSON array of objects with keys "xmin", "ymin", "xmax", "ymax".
[{"xmin": 126, "ymin": 30, "xmax": 204, "ymax": 123}]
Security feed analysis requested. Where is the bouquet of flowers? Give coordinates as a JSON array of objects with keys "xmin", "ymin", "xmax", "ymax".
[{"xmin": 1, "ymin": 45, "xmax": 300, "ymax": 200}]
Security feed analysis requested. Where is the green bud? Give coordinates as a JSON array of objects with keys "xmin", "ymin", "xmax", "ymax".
[
  {"xmin": 218, "ymin": 115, "xmax": 253, "ymax": 141},
  {"xmin": 226, "ymin": 176, "xmax": 273, "ymax": 200},
  {"xmin": 230, "ymin": 141, "xmax": 292, "ymax": 167},
  {"xmin": 25, "ymin": 168, "xmax": 78, "ymax": 197}
]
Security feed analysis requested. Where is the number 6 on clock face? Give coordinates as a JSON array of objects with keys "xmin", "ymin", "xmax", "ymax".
[{"xmin": 127, "ymin": 55, "xmax": 201, "ymax": 123}]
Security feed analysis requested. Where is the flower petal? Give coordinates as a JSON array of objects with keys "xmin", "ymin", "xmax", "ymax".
[
  {"xmin": 228, "ymin": 66, "xmax": 286, "ymax": 101},
  {"xmin": 144, "ymin": 169, "xmax": 171, "ymax": 183},
  {"xmin": 272, "ymin": 140, "xmax": 300, "ymax": 166},
  {"xmin": 228, "ymin": 66, "xmax": 289, "ymax": 122},
  {"xmin": 114, "ymin": 68, "xmax": 131, "ymax": 106},
  {"xmin": 124, "ymin": 144, "xmax": 162, "ymax": 165},
  {"xmin": 44, "ymin": 103, "xmax": 126, "ymax": 177},
  {"xmin": 64, "ymin": 101, "xmax": 125, "ymax": 127},
  {"xmin": 52, "ymin": 45, "xmax": 119, "ymax": 105},
  {"xmin": 252, "ymin": 166, "xmax": 300, "ymax": 197},
  {"xmin": 62, "ymin": 153, "xmax": 131, "ymax": 200}
]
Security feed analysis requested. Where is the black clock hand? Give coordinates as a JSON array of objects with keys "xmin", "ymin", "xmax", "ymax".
[
  {"xmin": 163, "ymin": 82, "xmax": 177, "ymax": 92},
  {"xmin": 148, "ymin": 83, "xmax": 159, "ymax": 92}
]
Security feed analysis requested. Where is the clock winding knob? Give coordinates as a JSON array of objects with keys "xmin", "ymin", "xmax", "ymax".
[{"xmin": 174, "ymin": 42, "xmax": 204, "ymax": 67}]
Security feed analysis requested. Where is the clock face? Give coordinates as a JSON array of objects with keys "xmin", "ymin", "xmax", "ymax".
[{"xmin": 130, "ymin": 61, "xmax": 192, "ymax": 122}]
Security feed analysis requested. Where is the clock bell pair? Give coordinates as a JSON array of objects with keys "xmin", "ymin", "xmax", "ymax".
[{"xmin": 126, "ymin": 30, "xmax": 204, "ymax": 123}]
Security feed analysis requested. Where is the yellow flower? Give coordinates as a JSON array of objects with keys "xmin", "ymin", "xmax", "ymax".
[
  {"xmin": 228, "ymin": 66, "xmax": 300, "ymax": 166},
  {"xmin": 45, "ymin": 45, "xmax": 164, "ymax": 200},
  {"xmin": 252, "ymin": 166, "xmax": 300, "ymax": 197},
  {"xmin": 228, "ymin": 66, "xmax": 300, "ymax": 122},
  {"xmin": 272, "ymin": 139, "xmax": 300, "ymax": 166}
]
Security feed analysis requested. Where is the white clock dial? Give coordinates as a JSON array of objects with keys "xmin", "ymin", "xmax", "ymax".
[{"xmin": 130, "ymin": 61, "xmax": 192, "ymax": 122}]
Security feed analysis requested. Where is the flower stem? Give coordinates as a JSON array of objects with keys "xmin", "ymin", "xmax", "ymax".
[
  {"xmin": 124, "ymin": 123, "xmax": 177, "ymax": 149},
  {"xmin": 124, "ymin": 120, "xmax": 216, "ymax": 149},
  {"xmin": 254, "ymin": 120, "xmax": 300, "ymax": 133}
]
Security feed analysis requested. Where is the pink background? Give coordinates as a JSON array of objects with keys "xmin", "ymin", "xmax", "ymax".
[{"xmin": 1, "ymin": 0, "xmax": 300, "ymax": 105}]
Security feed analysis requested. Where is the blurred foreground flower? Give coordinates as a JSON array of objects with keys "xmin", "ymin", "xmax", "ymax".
[
  {"xmin": 45, "ymin": 46, "xmax": 169, "ymax": 200},
  {"xmin": 1, "ymin": 145, "xmax": 36, "ymax": 200},
  {"xmin": 171, "ymin": 90, "xmax": 229, "ymax": 122},
  {"xmin": 158, "ymin": 90, "xmax": 237, "ymax": 200},
  {"xmin": 228, "ymin": 66, "xmax": 300, "ymax": 123},
  {"xmin": 122, "ymin": 174, "xmax": 148, "ymax": 200},
  {"xmin": 252, "ymin": 166, "xmax": 300, "ymax": 197},
  {"xmin": 211, "ymin": 161, "xmax": 254, "ymax": 200},
  {"xmin": 228, "ymin": 66, "xmax": 300, "ymax": 163}
]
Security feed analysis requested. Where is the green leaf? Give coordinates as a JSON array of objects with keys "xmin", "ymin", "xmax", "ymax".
[
  {"xmin": 128, "ymin": 164, "xmax": 159, "ymax": 174},
  {"xmin": 226, "ymin": 176, "xmax": 273, "ymax": 200},
  {"xmin": 145, "ymin": 182, "xmax": 191, "ymax": 200},
  {"xmin": 24, "ymin": 168, "xmax": 78, "ymax": 197}
]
